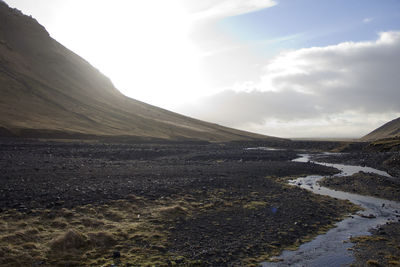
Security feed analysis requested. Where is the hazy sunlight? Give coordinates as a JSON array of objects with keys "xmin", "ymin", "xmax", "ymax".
[{"xmin": 45, "ymin": 0, "xmax": 205, "ymax": 108}]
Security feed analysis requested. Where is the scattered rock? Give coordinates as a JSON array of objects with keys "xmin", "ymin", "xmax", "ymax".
[
  {"xmin": 112, "ymin": 251, "xmax": 121, "ymax": 259},
  {"xmin": 360, "ymin": 214, "xmax": 376, "ymax": 219}
]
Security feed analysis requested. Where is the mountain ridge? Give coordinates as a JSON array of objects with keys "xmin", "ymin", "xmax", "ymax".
[{"xmin": 0, "ymin": 2, "xmax": 280, "ymax": 142}]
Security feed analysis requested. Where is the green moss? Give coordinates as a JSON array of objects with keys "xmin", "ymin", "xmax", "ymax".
[
  {"xmin": 367, "ymin": 259, "xmax": 382, "ymax": 266},
  {"xmin": 243, "ymin": 201, "xmax": 268, "ymax": 209}
]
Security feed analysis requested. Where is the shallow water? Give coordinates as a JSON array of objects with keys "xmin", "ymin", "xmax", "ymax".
[
  {"xmin": 262, "ymin": 154, "xmax": 400, "ymax": 267},
  {"xmin": 245, "ymin": 147, "xmax": 285, "ymax": 151}
]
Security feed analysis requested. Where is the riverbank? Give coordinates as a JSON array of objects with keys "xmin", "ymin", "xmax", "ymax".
[
  {"xmin": 319, "ymin": 171, "xmax": 400, "ymax": 201},
  {"xmin": 351, "ymin": 222, "xmax": 400, "ymax": 266},
  {"xmin": 261, "ymin": 153, "xmax": 400, "ymax": 266},
  {"xmin": 311, "ymin": 152, "xmax": 400, "ymax": 267},
  {"xmin": 314, "ymin": 151, "xmax": 400, "ymax": 178},
  {"xmin": 0, "ymin": 138, "xmax": 357, "ymax": 266}
]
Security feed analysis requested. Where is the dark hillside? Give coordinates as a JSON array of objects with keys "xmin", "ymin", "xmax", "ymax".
[{"xmin": 0, "ymin": 2, "xmax": 279, "ymax": 142}]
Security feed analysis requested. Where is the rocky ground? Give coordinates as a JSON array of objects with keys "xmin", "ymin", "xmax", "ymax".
[
  {"xmin": 314, "ymin": 150, "xmax": 400, "ymax": 178},
  {"xmin": 0, "ymin": 138, "xmax": 358, "ymax": 266},
  {"xmin": 313, "ymin": 150, "xmax": 400, "ymax": 267},
  {"xmin": 351, "ymin": 222, "xmax": 400, "ymax": 266},
  {"xmin": 319, "ymin": 171, "xmax": 400, "ymax": 201}
]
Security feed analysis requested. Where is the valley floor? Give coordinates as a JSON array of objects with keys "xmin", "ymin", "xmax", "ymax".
[
  {"xmin": 313, "ymin": 152, "xmax": 400, "ymax": 267},
  {"xmin": 0, "ymin": 138, "xmax": 397, "ymax": 266}
]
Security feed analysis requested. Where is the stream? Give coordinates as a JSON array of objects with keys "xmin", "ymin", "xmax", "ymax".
[{"xmin": 262, "ymin": 153, "xmax": 400, "ymax": 267}]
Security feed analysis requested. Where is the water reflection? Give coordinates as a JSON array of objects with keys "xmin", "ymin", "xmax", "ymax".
[{"xmin": 263, "ymin": 154, "xmax": 400, "ymax": 267}]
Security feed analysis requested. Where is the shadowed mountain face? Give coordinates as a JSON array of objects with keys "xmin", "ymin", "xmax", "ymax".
[
  {"xmin": 361, "ymin": 117, "xmax": 400, "ymax": 141},
  {"xmin": 0, "ymin": 2, "xmax": 278, "ymax": 142}
]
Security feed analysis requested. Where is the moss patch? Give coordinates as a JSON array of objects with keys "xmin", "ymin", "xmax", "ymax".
[
  {"xmin": 368, "ymin": 137, "xmax": 400, "ymax": 152},
  {"xmin": 351, "ymin": 222, "xmax": 400, "ymax": 267},
  {"xmin": 0, "ymin": 196, "xmax": 196, "ymax": 266},
  {"xmin": 0, "ymin": 183, "xmax": 360, "ymax": 267}
]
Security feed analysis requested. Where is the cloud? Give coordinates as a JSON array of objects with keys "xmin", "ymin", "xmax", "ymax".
[
  {"xmin": 179, "ymin": 32, "xmax": 400, "ymax": 138},
  {"xmin": 363, "ymin": 17, "xmax": 373, "ymax": 23},
  {"xmin": 180, "ymin": 0, "xmax": 277, "ymax": 20}
]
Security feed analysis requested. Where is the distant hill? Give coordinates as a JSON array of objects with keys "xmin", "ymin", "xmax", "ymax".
[
  {"xmin": 0, "ymin": 2, "xmax": 279, "ymax": 142},
  {"xmin": 361, "ymin": 117, "xmax": 400, "ymax": 141}
]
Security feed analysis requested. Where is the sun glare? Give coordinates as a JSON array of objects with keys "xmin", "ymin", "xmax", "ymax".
[{"xmin": 47, "ymin": 0, "xmax": 204, "ymax": 109}]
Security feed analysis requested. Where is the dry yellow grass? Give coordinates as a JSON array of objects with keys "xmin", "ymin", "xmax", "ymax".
[{"xmin": 0, "ymin": 196, "xmax": 196, "ymax": 266}]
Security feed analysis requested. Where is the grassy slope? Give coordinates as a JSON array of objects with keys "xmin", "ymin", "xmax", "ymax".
[
  {"xmin": 361, "ymin": 117, "xmax": 400, "ymax": 142},
  {"xmin": 0, "ymin": 2, "xmax": 278, "ymax": 142}
]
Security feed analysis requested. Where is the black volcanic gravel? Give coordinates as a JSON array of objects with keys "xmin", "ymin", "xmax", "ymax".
[
  {"xmin": 0, "ymin": 138, "xmax": 360, "ymax": 266},
  {"xmin": 0, "ymin": 139, "xmax": 338, "ymax": 211},
  {"xmin": 314, "ymin": 152, "xmax": 400, "ymax": 178}
]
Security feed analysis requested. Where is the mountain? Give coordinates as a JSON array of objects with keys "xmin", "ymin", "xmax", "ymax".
[
  {"xmin": 0, "ymin": 2, "xmax": 279, "ymax": 142},
  {"xmin": 361, "ymin": 117, "xmax": 400, "ymax": 141}
]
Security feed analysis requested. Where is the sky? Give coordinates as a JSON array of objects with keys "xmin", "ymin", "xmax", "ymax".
[{"xmin": 4, "ymin": 0, "xmax": 400, "ymax": 138}]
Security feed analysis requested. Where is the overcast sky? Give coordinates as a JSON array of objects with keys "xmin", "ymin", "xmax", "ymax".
[{"xmin": 4, "ymin": 0, "xmax": 400, "ymax": 138}]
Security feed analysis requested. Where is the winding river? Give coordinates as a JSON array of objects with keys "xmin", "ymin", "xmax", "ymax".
[{"xmin": 262, "ymin": 153, "xmax": 400, "ymax": 267}]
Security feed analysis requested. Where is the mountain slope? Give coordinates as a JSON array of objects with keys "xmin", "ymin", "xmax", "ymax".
[
  {"xmin": 0, "ymin": 2, "xmax": 279, "ymax": 142},
  {"xmin": 361, "ymin": 117, "xmax": 400, "ymax": 141}
]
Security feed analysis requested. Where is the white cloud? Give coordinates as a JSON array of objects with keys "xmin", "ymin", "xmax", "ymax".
[
  {"xmin": 179, "ymin": 32, "xmax": 400, "ymax": 138},
  {"xmin": 181, "ymin": 0, "xmax": 277, "ymax": 20},
  {"xmin": 260, "ymin": 31, "xmax": 400, "ymax": 100},
  {"xmin": 363, "ymin": 17, "xmax": 373, "ymax": 23}
]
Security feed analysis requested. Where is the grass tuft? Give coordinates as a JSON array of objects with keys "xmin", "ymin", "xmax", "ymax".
[{"xmin": 50, "ymin": 229, "xmax": 89, "ymax": 252}]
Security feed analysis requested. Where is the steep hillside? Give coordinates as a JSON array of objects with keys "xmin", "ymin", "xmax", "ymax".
[
  {"xmin": 0, "ymin": 2, "xmax": 278, "ymax": 142},
  {"xmin": 361, "ymin": 117, "xmax": 400, "ymax": 142}
]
